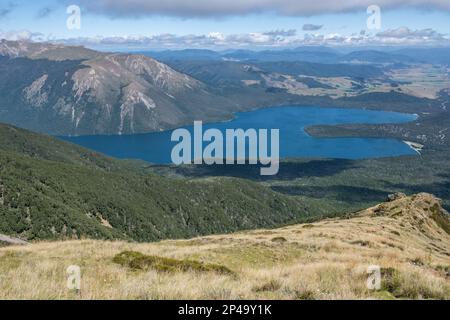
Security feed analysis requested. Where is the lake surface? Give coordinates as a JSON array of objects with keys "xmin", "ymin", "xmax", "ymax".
[{"xmin": 61, "ymin": 106, "xmax": 418, "ymax": 164}]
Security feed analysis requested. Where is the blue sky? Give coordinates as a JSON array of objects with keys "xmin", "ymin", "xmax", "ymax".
[{"xmin": 1, "ymin": 0, "xmax": 450, "ymax": 48}]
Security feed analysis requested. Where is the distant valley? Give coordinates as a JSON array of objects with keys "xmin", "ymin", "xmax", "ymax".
[
  {"xmin": 1, "ymin": 40, "xmax": 450, "ymax": 243},
  {"xmin": 2, "ymin": 0, "xmax": 450, "ymax": 302},
  {"xmin": 1, "ymin": 40, "xmax": 449, "ymax": 137}
]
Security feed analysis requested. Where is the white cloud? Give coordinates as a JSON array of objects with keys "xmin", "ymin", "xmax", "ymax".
[
  {"xmin": 74, "ymin": 0, "xmax": 450, "ymax": 18},
  {"xmin": 377, "ymin": 27, "xmax": 443, "ymax": 39},
  {"xmin": 58, "ymin": 30, "xmax": 301, "ymax": 49},
  {"xmin": 3, "ymin": 27, "xmax": 448, "ymax": 49},
  {"xmin": 0, "ymin": 30, "xmax": 44, "ymax": 41},
  {"xmin": 56, "ymin": 27, "xmax": 449, "ymax": 49},
  {"xmin": 208, "ymin": 32, "xmax": 226, "ymax": 41}
]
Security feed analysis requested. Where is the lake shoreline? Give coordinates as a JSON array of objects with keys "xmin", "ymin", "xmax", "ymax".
[
  {"xmin": 61, "ymin": 105, "xmax": 418, "ymax": 164},
  {"xmin": 403, "ymin": 141, "xmax": 425, "ymax": 154}
]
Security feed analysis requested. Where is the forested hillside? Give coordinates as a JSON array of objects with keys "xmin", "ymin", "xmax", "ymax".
[{"xmin": 0, "ymin": 123, "xmax": 317, "ymax": 241}]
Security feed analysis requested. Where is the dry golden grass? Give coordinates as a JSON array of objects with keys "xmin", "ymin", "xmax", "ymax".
[{"xmin": 0, "ymin": 193, "xmax": 449, "ymax": 300}]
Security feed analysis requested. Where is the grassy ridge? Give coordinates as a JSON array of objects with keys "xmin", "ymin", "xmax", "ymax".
[
  {"xmin": 0, "ymin": 123, "xmax": 318, "ymax": 241},
  {"xmin": 0, "ymin": 193, "xmax": 448, "ymax": 299}
]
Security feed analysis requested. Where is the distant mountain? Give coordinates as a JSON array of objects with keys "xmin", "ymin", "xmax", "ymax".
[
  {"xmin": 2, "ymin": 40, "xmax": 447, "ymax": 137},
  {"xmin": 142, "ymin": 46, "xmax": 450, "ymax": 66},
  {"xmin": 166, "ymin": 60, "xmax": 383, "ymax": 89},
  {"xmin": 142, "ymin": 46, "xmax": 342, "ymax": 63},
  {"xmin": 0, "ymin": 122, "xmax": 313, "ymax": 241},
  {"xmin": 167, "ymin": 60, "xmax": 263, "ymax": 88},
  {"xmin": 222, "ymin": 47, "xmax": 342, "ymax": 63},
  {"xmin": 340, "ymin": 50, "xmax": 414, "ymax": 64},
  {"xmin": 393, "ymin": 48, "xmax": 450, "ymax": 65},
  {"xmin": 142, "ymin": 49, "xmax": 223, "ymax": 61},
  {"xmin": 0, "ymin": 39, "xmax": 100, "ymax": 61},
  {"xmin": 255, "ymin": 61, "xmax": 383, "ymax": 78},
  {"xmin": 0, "ymin": 40, "xmax": 236, "ymax": 136}
]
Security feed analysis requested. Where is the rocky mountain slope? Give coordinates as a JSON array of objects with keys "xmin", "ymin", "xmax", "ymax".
[
  {"xmin": 0, "ymin": 40, "xmax": 101, "ymax": 61},
  {"xmin": 0, "ymin": 40, "xmax": 236, "ymax": 135},
  {"xmin": 0, "ymin": 193, "xmax": 448, "ymax": 299},
  {"xmin": 1, "ymin": 40, "xmax": 442, "ymax": 137}
]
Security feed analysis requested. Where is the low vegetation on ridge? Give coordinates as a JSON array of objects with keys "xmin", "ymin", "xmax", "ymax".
[{"xmin": 0, "ymin": 193, "xmax": 449, "ymax": 299}]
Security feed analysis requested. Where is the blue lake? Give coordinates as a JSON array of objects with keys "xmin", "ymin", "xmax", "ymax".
[{"xmin": 61, "ymin": 106, "xmax": 419, "ymax": 164}]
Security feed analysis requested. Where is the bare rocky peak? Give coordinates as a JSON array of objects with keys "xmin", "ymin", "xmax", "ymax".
[
  {"xmin": 68, "ymin": 53, "xmax": 203, "ymax": 133},
  {"xmin": 72, "ymin": 53, "xmax": 201, "ymax": 99},
  {"xmin": 0, "ymin": 39, "xmax": 101, "ymax": 61},
  {"xmin": 0, "ymin": 40, "xmax": 230, "ymax": 135},
  {"xmin": 115, "ymin": 54, "xmax": 199, "ymax": 91},
  {"xmin": 2, "ymin": 40, "xmax": 202, "ymax": 103},
  {"xmin": 0, "ymin": 41, "xmax": 200, "ymax": 90}
]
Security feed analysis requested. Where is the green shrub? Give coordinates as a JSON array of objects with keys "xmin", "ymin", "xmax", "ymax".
[
  {"xmin": 381, "ymin": 267, "xmax": 402, "ymax": 295},
  {"xmin": 253, "ymin": 279, "xmax": 282, "ymax": 292},
  {"xmin": 113, "ymin": 251, "xmax": 235, "ymax": 275},
  {"xmin": 271, "ymin": 237, "xmax": 287, "ymax": 243},
  {"xmin": 294, "ymin": 290, "xmax": 316, "ymax": 300},
  {"xmin": 381, "ymin": 267, "xmax": 449, "ymax": 299}
]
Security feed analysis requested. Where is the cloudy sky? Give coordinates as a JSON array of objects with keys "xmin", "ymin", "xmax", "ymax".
[{"xmin": 1, "ymin": 0, "xmax": 450, "ymax": 49}]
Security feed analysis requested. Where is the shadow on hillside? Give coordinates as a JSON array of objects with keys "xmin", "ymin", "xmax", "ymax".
[
  {"xmin": 271, "ymin": 185, "xmax": 389, "ymax": 203},
  {"xmin": 381, "ymin": 177, "xmax": 450, "ymax": 211},
  {"xmin": 150, "ymin": 159, "xmax": 360, "ymax": 181}
]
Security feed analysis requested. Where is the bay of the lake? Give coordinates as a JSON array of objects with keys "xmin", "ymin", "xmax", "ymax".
[{"xmin": 61, "ymin": 106, "xmax": 418, "ymax": 164}]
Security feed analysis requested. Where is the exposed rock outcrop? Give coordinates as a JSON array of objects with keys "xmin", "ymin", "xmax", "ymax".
[
  {"xmin": 0, "ymin": 234, "xmax": 29, "ymax": 246},
  {"xmin": 0, "ymin": 40, "xmax": 235, "ymax": 135}
]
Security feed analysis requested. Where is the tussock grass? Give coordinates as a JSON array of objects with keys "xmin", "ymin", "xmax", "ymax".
[
  {"xmin": 0, "ymin": 194, "xmax": 449, "ymax": 300},
  {"xmin": 271, "ymin": 237, "xmax": 287, "ymax": 243},
  {"xmin": 253, "ymin": 279, "xmax": 282, "ymax": 292},
  {"xmin": 113, "ymin": 251, "xmax": 235, "ymax": 275}
]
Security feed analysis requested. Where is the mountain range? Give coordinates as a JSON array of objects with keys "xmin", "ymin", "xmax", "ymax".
[
  {"xmin": 3, "ymin": 40, "xmax": 448, "ymax": 138},
  {"xmin": 142, "ymin": 46, "xmax": 450, "ymax": 65},
  {"xmin": 3, "ymin": 41, "xmax": 449, "ymax": 137},
  {"xmin": 0, "ymin": 40, "xmax": 236, "ymax": 136}
]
